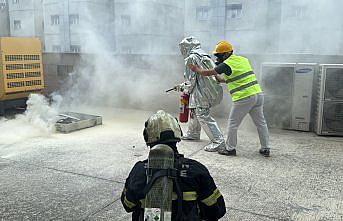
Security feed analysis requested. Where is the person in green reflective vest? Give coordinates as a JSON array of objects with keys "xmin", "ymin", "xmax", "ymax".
[{"xmin": 189, "ymin": 40, "xmax": 270, "ymax": 157}]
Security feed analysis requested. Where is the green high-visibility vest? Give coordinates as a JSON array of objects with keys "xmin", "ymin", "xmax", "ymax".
[{"xmin": 223, "ymin": 54, "xmax": 262, "ymax": 102}]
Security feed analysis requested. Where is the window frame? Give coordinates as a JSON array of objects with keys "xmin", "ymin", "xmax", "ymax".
[
  {"xmin": 196, "ymin": 6, "xmax": 209, "ymax": 21},
  {"xmin": 70, "ymin": 45, "xmax": 81, "ymax": 53},
  {"xmin": 14, "ymin": 20, "xmax": 21, "ymax": 30},
  {"xmin": 51, "ymin": 15, "xmax": 60, "ymax": 25},
  {"xmin": 121, "ymin": 15, "xmax": 131, "ymax": 26},
  {"xmin": 69, "ymin": 14, "xmax": 79, "ymax": 25},
  {"xmin": 52, "ymin": 45, "xmax": 61, "ymax": 52},
  {"xmin": 226, "ymin": 3, "xmax": 243, "ymax": 19},
  {"xmin": 0, "ymin": 0, "xmax": 7, "ymax": 9}
]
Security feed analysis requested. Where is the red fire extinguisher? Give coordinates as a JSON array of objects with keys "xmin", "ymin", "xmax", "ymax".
[{"xmin": 179, "ymin": 93, "xmax": 189, "ymax": 123}]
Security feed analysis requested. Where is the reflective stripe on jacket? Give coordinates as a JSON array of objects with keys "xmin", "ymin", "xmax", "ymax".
[
  {"xmin": 223, "ymin": 54, "xmax": 262, "ymax": 102},
  {"xmin": 120, "ymin": 154, "xmax": 226, "ymax": 220},
  {"xmin": 130, "ymin": 189, "xmax": 222, "ymax": 208}
]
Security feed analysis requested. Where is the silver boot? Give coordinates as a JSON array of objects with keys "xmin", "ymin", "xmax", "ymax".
[
  {"xmin": 181, "ymin": 134, "xmax": 200, "ymax": 140},
  {"xmin": 204, "ymin": 141, "xmax": 226, "ymax": 152}
]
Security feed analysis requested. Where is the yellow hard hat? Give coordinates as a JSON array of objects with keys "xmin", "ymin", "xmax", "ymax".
[{"xmin": 213, "ymin": 40, "xmax": 233, "ymax": 54}]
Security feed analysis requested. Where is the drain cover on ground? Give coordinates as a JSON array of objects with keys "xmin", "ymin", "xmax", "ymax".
[{"xmin": 55, "ymin": 112, "xmax": 102, "ymax": 133}]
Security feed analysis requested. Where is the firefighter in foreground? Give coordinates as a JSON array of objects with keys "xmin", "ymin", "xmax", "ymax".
[
  {"xmin": 121, "ymin": 110, "xmax": 226, "ymax": 220},
  {"xmin": 175, "ymin": 36, "xmax": 226, "ymax": 152},
  {"xmin": 189, "ymin": 40, "xmax": 270, "ymax": 157}
]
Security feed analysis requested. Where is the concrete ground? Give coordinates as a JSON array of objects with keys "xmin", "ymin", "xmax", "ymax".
[{"xmin": 0, "ymin": 108, "xmax": 342, "ymax": 221}]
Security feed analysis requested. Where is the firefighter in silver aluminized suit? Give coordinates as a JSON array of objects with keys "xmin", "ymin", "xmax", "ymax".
[{"xmin": 177, "ymin": 36, "xmax": 226, "ymax": 152}]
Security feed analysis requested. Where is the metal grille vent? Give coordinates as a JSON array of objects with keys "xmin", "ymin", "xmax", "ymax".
[
  {"xmin": 5, "ymin": 54, "xmax": 40, "ymax": 61},
  {"xmin": 324, "ymin": 68, "xmax": 343, "ymax": 100},
  {"xmin": 7, "ymin": 80, "xmax": 42, "ymax": 88},
  {"xmin": 6, "ymin": 73, "xmax": 25, "ymax": 79},
  {"xmin": 7, "ymin": 82, "xmax": 25, "ymax": 88},
  {"xmin": 5, "ymin": 63, "xmax": 40, "ymax": 70},
  {"xmin": 316, "ymin": 65, "xmax": 343, "ymax": 136},
  {"xmin": 323, "ymin": 102, "xmax": 343, "ymax": 132},
  {"xmin": 6, "ymin": 72, "xmax": 41, "ymax": 79}
]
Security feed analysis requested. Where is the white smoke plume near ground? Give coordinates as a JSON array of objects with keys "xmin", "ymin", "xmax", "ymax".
[
  {"xmin": 0, "ymin": 94, "xmax": 62, "ymax": 145},
  {"xmin": 25, "ymin": 93, "xmax": 62, "ymax": 132}
]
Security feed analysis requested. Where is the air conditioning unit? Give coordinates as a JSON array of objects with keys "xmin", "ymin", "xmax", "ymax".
[
  {"xmin": 315, "ymin": 64, "xmax": 343, "ymax": 136},
  {"xmin": 261, "ymin": 63, "xmax": 316, "ymax": 131}
]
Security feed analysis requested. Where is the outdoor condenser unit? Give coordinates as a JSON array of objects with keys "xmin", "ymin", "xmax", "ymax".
[
  {"xmin": 315, "ymin": 64, "xmax": 343, "ymax": 136},
  {"xmin": 261, "ymin": 63, "xmax": 315, "ymax": 131}
]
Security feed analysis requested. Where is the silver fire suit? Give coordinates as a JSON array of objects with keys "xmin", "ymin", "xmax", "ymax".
[{"xmin": 179, "ymin": 36, "xmax": 226, "ymax": 152}]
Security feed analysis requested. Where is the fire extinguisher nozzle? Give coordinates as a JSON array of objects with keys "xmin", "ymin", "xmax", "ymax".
[{"xmin": 166, "ymin": 88, "xmax": 175, "ymax": 93}]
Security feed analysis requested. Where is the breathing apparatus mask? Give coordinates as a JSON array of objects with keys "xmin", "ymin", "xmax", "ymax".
[{"xmin": 214, "ymin": 53, "xmax": 226, "ymax": 65}]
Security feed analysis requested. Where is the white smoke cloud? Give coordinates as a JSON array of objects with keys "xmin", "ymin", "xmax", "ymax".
[
  {"xmin": 56, "ymin": 3, "xmax": 183, "ymax": 113},
  {"xmin": 0, "ymin": 2, "xmax": 185, "ymax": 145},
  {"xmin": 25, "ymin": 93, "xmax": 61, "ymax": 132},
  {"xmin": 0, "ymin": 94, "xmax": 62, "ymax": 145}
]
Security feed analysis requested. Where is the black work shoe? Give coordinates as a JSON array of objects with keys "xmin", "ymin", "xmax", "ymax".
[
  {"xmin": 218, "ymin": 148, "xmax": 236, "ymax": 156},
  {"xmin": 259, "ymin": 148, "xmax": 270, "ymax": 157}
]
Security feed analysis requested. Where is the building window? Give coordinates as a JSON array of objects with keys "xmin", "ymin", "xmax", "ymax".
[
  {"xmin": 196, "ymin": 7, "xmax": 209, "ymax": 21},
  {"xmin": 12, "ymin": 0, "xmax": 19, "ymax": 4},
  {"xmin": 70, "ymin": 45, "xmax": 80, "ymax": 53},
  {"xmin": 52, "ymin": 45, "xmax": 61, "ymax": 52},
  {"xmin": 0, "ymin": 0, "xmax": 6, "ymax": 10},
  {"xmin": 69, "ymin": 14, "xmax": 79, "ymax": 25},
  {"xmin": 121, "ymin": 47, "xmax": 132, "ymax": 54},
  {"xmin": 57, "ymin": 65, "xmax": 73, "ymax": 77},
  {"xmin": 14, "ymin": 20, "xmax": 21, "ymax": 30},
  {"xmin": 51, "ymin": 15, "xmax": 60, "ymax": 25},
  {"xmin": 121, "ymin": 15, "xmax": 131, "ymax": 26},
  {"xmin": 288, "ymin": 6, "xmax": 307, "ymax": 19},
  {"xmin": 226, "ymin": 4, "xmax": 242, "ymax": 19}
]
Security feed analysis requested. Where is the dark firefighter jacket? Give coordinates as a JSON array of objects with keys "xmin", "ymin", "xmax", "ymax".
[{"xmin": 121, "ymin": 153, "xmax": 226, "ymax": 221}]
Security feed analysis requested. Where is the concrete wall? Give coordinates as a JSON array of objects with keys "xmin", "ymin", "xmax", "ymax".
[
  {"xmin": 8, "ymin": 0, "xmax": 43, "ymax": 38},
  {"xmin": 2, "ymin": 1, "xmax": 343, "ymax": 56},
  {"xmin": 184, "ymin": 0, "xmax": 212, "ymax": 52},
  {"xmin": 42, "ymin": 53, "xmax": 80, "ymax": 95},
  {"xmin": 185, "ymin": 0, "xmax": 272, "ymax": 54},
  {"xmin": 0, "ymin": 0, "xmax": 10, "ymax": 37},
  {"xmin": 43, "ymin": 0, "xmax": 114, "ymax": 53},
  {"xmin": 114, "ymin": 0, "xmax": 185, "ymax": 55},
  {"xmin": 185, "ymin": 0, "xmax": 343, "ymax": 55},
  {"xmin": 278, "ymin": 0, "xmax": 343, "ymax": 55},
  {"xmin": 223, "ymin": 0, "xmax": 271, "ymax": 54}
]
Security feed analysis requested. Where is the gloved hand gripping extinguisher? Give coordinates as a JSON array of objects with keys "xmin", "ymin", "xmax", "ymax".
[
  {"xmin": 165, "ymin": 83, "xmax": 190, "ymax": 123},
  {"xmin": 179, "ymin": 93, "xmax": 189, "ymax": 123}
]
